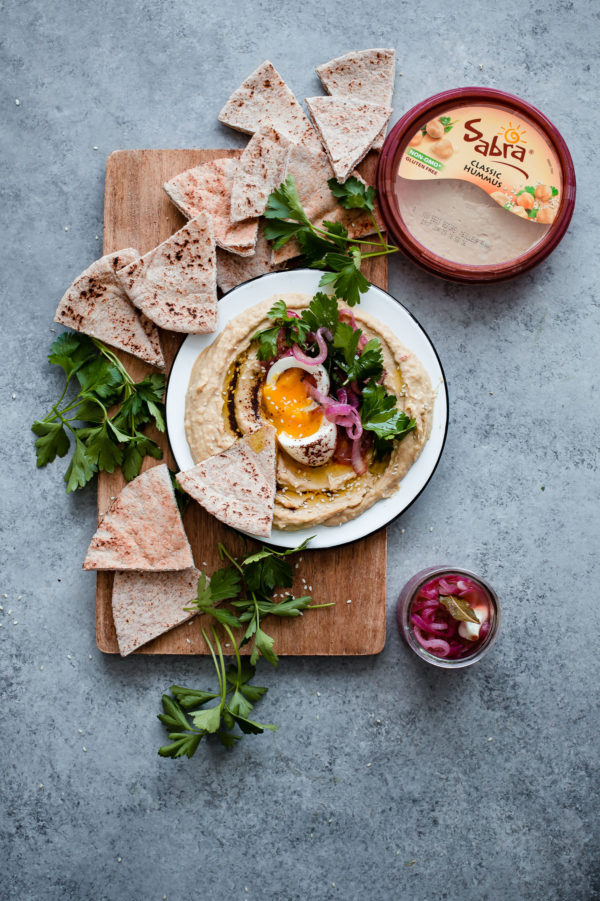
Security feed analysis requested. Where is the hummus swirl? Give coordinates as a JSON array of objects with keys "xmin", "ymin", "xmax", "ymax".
[{"xmin": 185, "ymin": 292, "xmax": 434, "ymax": 530}]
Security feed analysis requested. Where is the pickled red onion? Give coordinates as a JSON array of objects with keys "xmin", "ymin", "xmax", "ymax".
[
  {"xmin": 291, "ymin": 328, "xmax": 331, "ymax": 366},
  {"xmin": 413, "ymin": 626, "xmax": 451, "ymax": 657}
]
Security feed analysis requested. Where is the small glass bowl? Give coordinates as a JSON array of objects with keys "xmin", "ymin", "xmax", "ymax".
[{"xmin": 397, "ymin": 566, "xmax": 501, "ymax": 669}]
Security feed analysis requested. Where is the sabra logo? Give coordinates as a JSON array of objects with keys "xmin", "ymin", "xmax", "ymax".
[{"xmin": 464, "ymin": 118, "xmax": 529, "ymax": 178}]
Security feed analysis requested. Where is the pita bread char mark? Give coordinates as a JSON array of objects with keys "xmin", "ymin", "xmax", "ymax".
[
  {"xmin": 316, "ymin": 48, "xmax": 396, "ymax": 151},
  {"xmin": 218, "ymin": 60, "xmax": 321, "ymax": 153},
  {"xmin": 269, "ymin": 144, "xmax": 381, "ymax": 265},
  {"xmin": 54, "ymin": 249, "xmax": 165, "ymax": 370},
  {"xmin": 230, "ymin": 127, "xmax": 293, "ymax": 223},
  {"xmin": 163, "ymin": 157, "xmax": 258, "ymax": 257},
  {"xmin": 116, "ymin": 213, "xmax": 218, "ymax": 335},
  {"xmin": 176, "ymin": 426, "xmax": 276, "ymax": 539},
  {"xmin": 305, "ymin": 96, "xmax": 392, "ymax": 183},
  {"xmin": 83, "ymin": 463, "xmax": 194, "ymax": 572},
  {"xmin": 217, "ymin": 223, "xmax": 284, "ymax": 294},
  {"xmin": 112, "ymin": 567, "xmax": 200, "ymax": 657}
]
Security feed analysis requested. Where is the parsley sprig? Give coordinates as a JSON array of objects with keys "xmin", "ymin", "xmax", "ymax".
[
  {"xmin": 184, "ymin": 537, "xmax": 333, "ymax": 667},
  {"xmin": 159, "ymin": 537, "xmax": 334, "ymax": 757},
  {"xmin": 158, "ymin": 625, "xmax": 276, "ymax": 757},
  {"xmin": 264, "ymin": 175, "xmax": 397, "ymax": 306},
  {"xmin": 32, "ymin": 332, "xmax": 165, "ymax": 491}
]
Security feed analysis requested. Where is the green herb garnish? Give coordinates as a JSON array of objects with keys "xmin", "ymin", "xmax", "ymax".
[
  {"xmin": 184, "ymin": 537, "xmax": 333, "ymax": 667},
  {"xmin": 264, "ymin": 175, "xmax": 397, "ymax": 307},
  {"xmin": 158, "ymin": 625, "xmax": 276, "ymax": 757},
  {"xmin": 32, "ymin": 333, "xmax": 165, "ymax": 491}
]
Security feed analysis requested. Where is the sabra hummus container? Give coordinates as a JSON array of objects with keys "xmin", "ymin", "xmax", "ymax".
[{"xmin": 377, "ymin": 87, "xmax": 576, "ymax": 283}]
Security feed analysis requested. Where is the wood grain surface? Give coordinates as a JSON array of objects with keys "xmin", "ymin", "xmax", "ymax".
[{"xmin": 97, "ymin": 148, "xmax": 387, "ymax": 656}]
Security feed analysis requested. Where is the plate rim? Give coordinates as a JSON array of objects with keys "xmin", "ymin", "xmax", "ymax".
[{"xmin": 165, "ymin": 268, "xmax": 449, "ymax": 549}]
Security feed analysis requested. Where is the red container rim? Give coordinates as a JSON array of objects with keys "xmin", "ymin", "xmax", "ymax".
[{"xmin": 377, "ymin": 87, "xmax": 576, "ymax": 284}]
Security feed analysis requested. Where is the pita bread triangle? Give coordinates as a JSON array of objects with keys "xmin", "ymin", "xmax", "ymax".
[
  {"xmin": 316, "ymin": 49, "xmax": 396, "ymax": 150},
  {"xmin": 230, "ymin": 127, "xmax": 293, "ymax": 223},
  {"xmin": 83, "ymin": 464, "xmax": 194, "ymax": 571},
  {"xmin": 112, "ymin": 567, "xmax": 200, "ymax": 656},
  {"xmin": 176, "ymin": 426, "xmax": 276, "ymax": 539},
  {"xmin": 305, "ymin": 96, "xmax": 392, "ymax": 183},
  {"xmin": 163, "ymin": 158, "xmax": 258, "ymax": 256},
  {"xmin": 116, "ymin": 213, "xmax": 218, "ymax": 334},
  {"xmin": 54, "ymin": 249, "xmax": 165, "ymax": 370},
  {"xmin": 218, "ymin": 60, "xmax": 321, "ymax": 153}
]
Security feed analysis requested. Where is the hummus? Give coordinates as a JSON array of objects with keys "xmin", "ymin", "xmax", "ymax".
[{"xmin": 185, "ymin": 292, "xmax": 433, "ymax": 530}]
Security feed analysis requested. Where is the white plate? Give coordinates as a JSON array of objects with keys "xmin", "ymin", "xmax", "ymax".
[{"xmin": 166, "ymin": 269, "xmax": 448, "ymax": 549}]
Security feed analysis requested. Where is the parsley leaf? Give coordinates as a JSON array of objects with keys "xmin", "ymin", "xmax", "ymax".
[
  {"xmin": 84, "ymin": 423, "xmax": 123, "ymax": 472},
  {"xmin": 47, "ymin": 332, "xmax": 96, "ymax": 379},
  {"xmin": 264, "ymin": 175, "xmax": 310, "ymax": 225},
  {"xmin": 31, "ymin": 421, "xmax": 70, "ymax": 467},
  {"xmin": 63, "ymin": 436, "xmax": 97, "ymax": 492},
  {"xmin": 360, "ymin": 381, "xmax": 416, "ymax": 446},
  {"xmin": 300, "ymin": 292, "xmax": 339, "ymax": 337},
  {"xmin": 253, "ymin": 299, "xmax": 312, "ymax": 360},
  {"xmin": 318, "ymin": 249, "xmax": 370, "ymax": 306},
  {"xmin": 327, "ymin": 176, "xmax": 376, "ymax": 213}
]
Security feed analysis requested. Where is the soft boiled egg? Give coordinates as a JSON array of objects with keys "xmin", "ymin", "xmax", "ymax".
[{"xmin": 262, "ymin": 358, "xmax": 337, "ymax": 466}]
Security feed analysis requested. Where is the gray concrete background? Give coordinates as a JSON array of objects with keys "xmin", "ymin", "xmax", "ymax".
[{"xmin": 2, "ymin": 1, "xmax": 599, "ymax": 899}]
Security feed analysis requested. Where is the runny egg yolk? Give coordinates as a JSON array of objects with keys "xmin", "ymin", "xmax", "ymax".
[{"xmin": 262, "ymin": 368, "xmax": 323, "ymax": 439}]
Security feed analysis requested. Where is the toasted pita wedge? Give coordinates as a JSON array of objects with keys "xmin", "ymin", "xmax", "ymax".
[
  {"xmin": 112, "ymin": 567, "xmax": 199, "ymax": 656},
  {"xmin": 269, "ymin": 144, "xmax": 380, "ymax": 265},
  {"xmin": 163, "ymin": 158, "xmax": 258, "ymax": 257},
  {"xmin": 83, "ymin": 464, "xmax": 194, "ymax": 571},
  {"xmin": 176, "ymin": 426, "xmax": 276, "ymax": 538},
  {"xmin": 116, "ymin": 214, "xmax": 217, "ymax": 334},
  {"xmin": 217, "ymin": 223, "xmax": 284, "ymax": 293},
  {"xmin": 230, "ymin": 127, "xmax": 293, "ymax": 223},
  {"xmin": 218, "ymin": 60, "xmax": 320, "ymax": 152},
  {"xmin": 54, "ymin": 249, "xmax": 165, "ymax": 370},
  {"xmin": 316, "ymin": 49, "xmax": 396, "ymax": 150},
  {"xmin": 305, "ymin": 97, "xmax": 392, "ymax": 183}
]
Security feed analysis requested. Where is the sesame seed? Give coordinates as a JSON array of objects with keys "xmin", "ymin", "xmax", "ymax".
[
  {"xmin": 117, "ymin": 856, "xmax": 122, "ymax": 863},
  {"xmin": 66, "ymin": 655, "xmax": 72, "ymax": 660},
  {"xmin": 366, "ymin": 763, "xmax": 371, "ymax": 767},
  {"xmin": 316, "ymin": 691, "xmax": 321, "ymax": 697},
  {"xmin": 13, "ymin": 621, "xmax": 18, "ymax": 625},
  {"xmin": 78, "ymin": 729, "xmax": 83, "ymax": 734},
  {"xmin": 38, "ymin": 783, "xmax": 44, "ymax": 789},
  {"xmin": 15, "ymin": 98, "xmax": 20, "ymax": 105},
  {"xmin": 82, "ymin": 747, "xmax": 87, "ymax": 752},
  {"xmin": 346, "ymin": 599, "xmax": 352, "ymax": 604},
  {"xmin": 64, "ymin": 226, "xmax": 69, "ymax": 232},
  {"xmin": 93, "ymin": 145, "xmax": 98, "ymax": 150},
  {"xmin": 11, "ymin": 393, "xmax": 16, "ymax": 400},
  {"xmin": 88, "ymin": 654, "xmax": 92, "ymax": 659},
  {"xmin": 39, "ymin": 665, "xmax": 43, "ymax": 670},
  {"xmin": 17, "ymin": 595, "xmax": 22, "ymax": 600}
]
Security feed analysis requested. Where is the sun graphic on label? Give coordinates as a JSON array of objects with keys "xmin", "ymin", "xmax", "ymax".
[{"xmin": 498, "ymin": 121, "xmax": 527, "ymax": 145}]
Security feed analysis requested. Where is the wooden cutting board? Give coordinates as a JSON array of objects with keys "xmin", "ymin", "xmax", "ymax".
[{"xmin": 97, "ymin": 149, "xmax": 387, "ymax": 655}]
